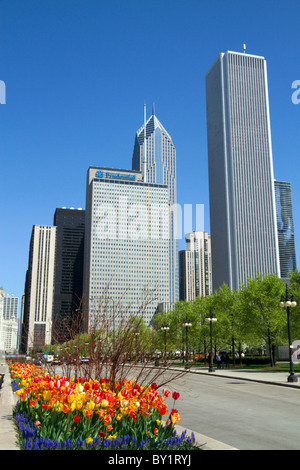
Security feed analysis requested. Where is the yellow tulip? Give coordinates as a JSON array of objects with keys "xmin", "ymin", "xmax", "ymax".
[
  {"xmin": 67, "ymin": 394, "xmax": 75, "ymax": 404},
  {"xmin": 43, "ymin": 390, "xmax": 52, "ymax": 401},
  {"xmin": 86, "ymin": 401, "xmax": 95, "ymax": 411}
]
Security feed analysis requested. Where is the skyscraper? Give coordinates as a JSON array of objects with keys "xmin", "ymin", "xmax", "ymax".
[
  {"xmin": 206, "ymin": 50, "xmax": 280, "ymax": 291},
  {"xmin": 83, "ymin": 166, "xmax": 170, "ymax": 331},
  {"xmin": 132, "ymin": 104, "xmax": 177, "ymax": 303},
  {"xmin": 274, "ymin": 180, "xmax": 297, "ymax": 279},
  {"xmin": 52, "ymin": 208, "xmax": 85, "ymax": 341},
  {"xmin": 21, "ymin": 225, "xmax": 56, "ymax": 353},
  {"xmin": 179, "ymin": 231, "xmax": 212, "ymax": 301},
  {"xmin": 3, "ymin": 293, "xmax": 19, "ymax": 321},
  {"xmin": 0, "ymin": 289, "xmax": 19, "ymax": 354}
]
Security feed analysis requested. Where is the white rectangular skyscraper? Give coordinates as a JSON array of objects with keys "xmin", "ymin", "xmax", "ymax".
[
  {"xmin": 206, "ymin": 50, "xmax": 280, "ymax": 291},
  {"xmin": 83, "ymin": 167, "xmax": 170, "ymax": 330},
  {"xmin": 21, "ymin": 225, "xmax": 56, "ymax": 352}
]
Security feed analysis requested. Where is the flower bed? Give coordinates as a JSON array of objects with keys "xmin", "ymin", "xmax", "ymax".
[{"xmin": 10, "ymin": 363, "xmax": 199, "ymax": 450}]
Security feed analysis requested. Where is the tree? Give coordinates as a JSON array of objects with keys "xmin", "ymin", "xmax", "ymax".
[
  {"xmin": 238, "ymin": 274, "xmax": 285, "ymax": 366},
  {"xmin": 212, "ymin": 284, "xmax": 243, "ymax": 365}
]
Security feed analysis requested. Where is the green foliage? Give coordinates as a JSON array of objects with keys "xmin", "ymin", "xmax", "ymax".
[{"xmin": 153, "ymin": 272, "xmax": 300, "ymax": 364}]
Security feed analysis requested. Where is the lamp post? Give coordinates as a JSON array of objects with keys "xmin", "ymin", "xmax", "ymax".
[
  {"xmin": 205, "ymin": 309, "xmax": 217, "ymax": 372},
  {"xmin": 161, "ymin": 323, "xmax": 169, "ymax": 366},
  {"xmin": 280, "ymin": 284, "xmax": 298, "ymax": 383},
  {"xmin": 183, "ymin": 316, "xmax": 192, "ymax": 369}
]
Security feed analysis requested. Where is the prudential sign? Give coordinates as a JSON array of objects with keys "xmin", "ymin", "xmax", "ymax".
[{"xmin": 96, "ymin": 170, "xmax": 136, "ymax": 181}]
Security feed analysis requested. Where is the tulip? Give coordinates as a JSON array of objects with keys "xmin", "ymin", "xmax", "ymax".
[
  {"xmin": 92, "ymin": 381, "xmax": 100, "ymax": 390},
  {"xmin": 84, "ymin": 409, "xmax": 93, "ymax": 419},
  {"xmin": 172, "ymin": 391, "xmax": 180, "ymax": 400}
]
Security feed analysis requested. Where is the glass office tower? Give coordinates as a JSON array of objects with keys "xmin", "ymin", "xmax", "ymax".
[
  {"xmin": 274, "ymin": 180, "xmax": 297, "ymax": 279},
  {"xmin": 132, "ymin": 105, "xmax": 177, "ymax": 304},
  {"xmin": 206, "ymin": 51, "xmax": 280, "ymax": 291},
  {"xmin": 52, "ymin": 208, "xmax": 85, "ymax": 341}
]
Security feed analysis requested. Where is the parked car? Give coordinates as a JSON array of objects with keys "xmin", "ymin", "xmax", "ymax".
[
  {"xmin": 52, "ymin": 358, "xmax": 62, "ymax": 365},
  {"xmin": 80, "ymin": 357, "xmax": 89, "ymax": 364}
]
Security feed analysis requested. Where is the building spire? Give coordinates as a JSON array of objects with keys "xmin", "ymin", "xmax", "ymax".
[{"xmin": 152, "ymin": 101, "xmax": 155, "ymax": 116}]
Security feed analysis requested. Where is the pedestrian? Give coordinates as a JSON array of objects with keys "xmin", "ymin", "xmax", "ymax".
[
  {"xmin": 225, "ymin": 353, "xmax": 230, "ymax": 368},
  {"xmin": 221, "ymin": 353, "xmax": 225, "ymax": 369},
  {"xmin": 216, "ymin": 353, "xmax": 221, "ymax": 368}
]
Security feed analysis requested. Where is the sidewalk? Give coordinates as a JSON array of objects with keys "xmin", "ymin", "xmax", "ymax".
[
  {"xmin": 184, "ymin": 364, "xmax": 300, "ymax": 389},
  {"xmin": 0, "ymin": 361, "xmax": 19, "ymax": 450},
  {"xmin": 0, "ymin": 360, "xmax": 299, "ymax": 451}
]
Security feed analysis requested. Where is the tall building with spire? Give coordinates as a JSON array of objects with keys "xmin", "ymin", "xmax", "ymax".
[
  {"xmin": 206, "ymin": 50, "xmax": 280, "ymax": 291},
  {"xmin": 132, "ymin": 104, "xmax": 178, "ymax": 305}
]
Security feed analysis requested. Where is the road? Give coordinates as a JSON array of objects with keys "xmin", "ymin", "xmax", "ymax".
[{"xmin": 161, "ymin": 371, "xmax": 300, "ymax": 450}]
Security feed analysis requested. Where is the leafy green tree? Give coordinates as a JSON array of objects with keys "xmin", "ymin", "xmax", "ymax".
[
  {"xmin": 239, "ymin": 274, "xmax": 285, "ymax": 366},
  {"xmin": 212, "ymin": 284, "xmax": 243, "ymax": 364}
]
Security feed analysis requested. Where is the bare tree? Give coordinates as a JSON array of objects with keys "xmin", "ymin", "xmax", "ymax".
[{"xmin": 47, "ymin": 284, "xmax": 188, "ymax": 392}]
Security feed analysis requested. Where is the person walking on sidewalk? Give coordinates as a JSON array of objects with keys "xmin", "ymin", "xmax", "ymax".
[{"xmin": 225, "ymin": 353, "xmax": 230, "ymax": 368}]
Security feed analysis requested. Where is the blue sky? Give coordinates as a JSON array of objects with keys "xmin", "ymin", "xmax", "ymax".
[{"xmin": 1, "ymin": 0, "xmax": 299, "ymax": 309}]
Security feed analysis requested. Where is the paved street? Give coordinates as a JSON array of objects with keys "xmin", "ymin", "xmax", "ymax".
[{"xmin": 163, "ymin": 369, "xmax": 300, "ymax": 450}]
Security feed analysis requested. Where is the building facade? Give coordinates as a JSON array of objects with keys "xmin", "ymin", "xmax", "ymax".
[
  {"xmin": 21, "ymin": 225, "xmax": 56, "ymax": 353},
  {"xmin": 52, "ymin": 207, "xmax": 85, "ymax": 341},
  {"xmin": 132, "ymin": 105, "xmax": 178, "ymax": 304},
  {"xmin": 83, "ymin": 166, "xmax": 170, "ymax": 330},
  {"xmin": 206, "ymin": 50, "xmax": 280, "ymax": 291},
  {"xmin": 274, "ymin": 180, "xmax": 297, "ymax": 279},
  {"xmin": 179, "ymin": 231, "xmax": 212, "ymax": 301},
  {"xmin": 0, "ymin": 290, "xmax": 19, "ymax": 354},
  {"xmin": 3, "ymin": 293, "xmax": 19, "ymax": 321}
]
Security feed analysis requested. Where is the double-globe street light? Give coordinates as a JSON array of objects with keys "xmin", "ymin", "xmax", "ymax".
[
  {"xmin": 205, "ymin": 309, "xmax": 217, "ymax": 372},
  {"xmin": 183, "ymin": 316, "xmax": 192, "ymax": 369},
  {"xmin": 161, "ymin": 323, "xmax": 169, "ymax": 366},
  {"xmin": 280, "ymin": 284, "xmax": 298, "ymax": 383}
]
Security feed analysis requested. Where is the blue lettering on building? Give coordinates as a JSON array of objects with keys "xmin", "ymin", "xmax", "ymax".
[{"xmin": 96, "ymin": 170, "xmax": 136, "ymax": 181}]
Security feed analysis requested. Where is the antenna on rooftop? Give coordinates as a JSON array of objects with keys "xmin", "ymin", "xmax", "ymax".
[{"xmin": 243, "ymin": 43, "xmax": 246, "ymax": 53}]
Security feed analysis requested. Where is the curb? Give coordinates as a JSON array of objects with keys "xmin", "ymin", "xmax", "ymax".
[
  {"xmin": 167, "ymin": 365, "xmax": 300, "ymax": 389},
  {"xmin": 175, "ymin": 424, "xmax": 238, "ymax": 450}
]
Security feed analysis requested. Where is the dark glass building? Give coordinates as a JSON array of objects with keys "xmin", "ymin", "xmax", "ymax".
[
  {"xmin": 274, "ymin": 181, "xmax": 297, "ymax": 279},
  {"xmin": 53, "ymin": 208, "xmax": 85, "ymax": 341}
]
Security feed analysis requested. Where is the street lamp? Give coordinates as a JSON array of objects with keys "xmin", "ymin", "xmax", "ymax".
[
  {"xmin": 280, "ymin": 284, "xmax": 298, "ymax": 383},
  {"xmin": 183, "ymin": 317, "xmax": 192, "ymax": 369},
  {"xmin": 205, "ymin": 309, "xmax": 217, "ymax": 372},
  {"xmin": 161, "ymin": 323, "xmax": 170, "ymax": 366}
]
